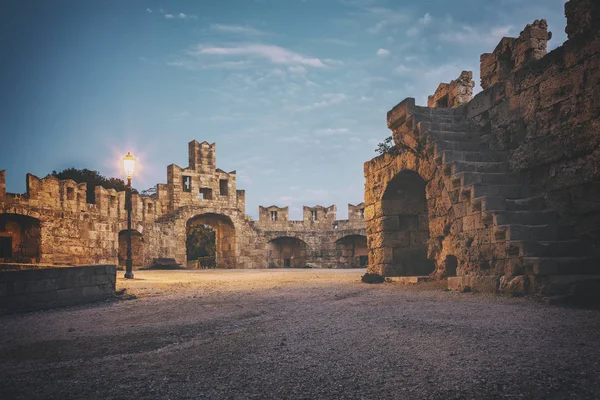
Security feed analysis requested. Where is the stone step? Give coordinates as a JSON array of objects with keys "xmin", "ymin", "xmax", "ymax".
[
  {"xmin": 429, "ymin": 131, "xmax": 480, "ymax": 142},
  {"xmin": 505, "ymin": 196, "xmax": 546, "ymax": 211},
  {"xmin": 436, "ymin": 150, "xmax": 508, "ymax": 165},
  {"xmin": 489, "ymin": 210, "xmax": 558, "ymax": 226},
  {"xmin": 508, "ymin": 240, "xmax": 592, "ymax": 257},
  {"xmin": 447, "ymin": 161, "xmax": 510, "ymax": 174},
  {"xmin": 522, "ymin": 257, "xmax": 600, "ymax": 275},
  {"xmin": 435, "ymin": 140, "xmax": 488, "ymax": 154},
  {"xmin": 468, "ymin": 184, "xmax": 533, "ymax": 199},
  {"xmin": 493, "ymin": 224, "xmax": 575, "ymax": 242},
  {"xmin": 471, "ymin": 196, "xmax": 505, "ymax": 212},
  {"xmin": 426, "ymin": 122, "xmax": 470, "ymax": 132},
  {"xmin": 454, "ymin": 172, "xmax": 521, "ymax": 187}
]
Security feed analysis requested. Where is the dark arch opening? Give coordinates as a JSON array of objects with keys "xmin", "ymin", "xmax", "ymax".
[
  {"xmin": 380, "ymin": 170, "xmax": 435, "ymax": 276},
  {"xmin": 187, "ymin": 213, "xmax": 236, "ymax": 268},
  {"xmin": 267, "ymin": 237, "xmax": 308, "ymax": 268},
  {"xmin": 445, "ymin": 255, "xmax": 458, "ymax": 277},
  {"xmin": 118, "ymin": 230, "xmax": 144, "ymax": 269},
  {"xmin": 335, "ymin": 235, "xmax": 368, "ymax": 268},
  {"xmin": 0, "ymin": 214, "xmax": 41, "ymax": 263}
]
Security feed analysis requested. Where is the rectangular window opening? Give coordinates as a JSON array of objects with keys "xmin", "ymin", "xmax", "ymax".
[
  {"xmin": 199, "ymin": 188, "xmax": 213, "ymax": 200},
  {"xmin": 110, "ymin": 196, "xmax": 116, "ymax": 208},
  {"xmin": 270, "ymin": 211, "xmax": 277, "ymax": 221},
  {"xmin": 219, "ymin": 179, "xmax": 229, "ymax": 196},
  {"xmin": 147, "ymin": 203, "xmax": 153, "ymax": 213},
  {"xmin": 183, "ymin": 176, "xmax": 192, "ymax": 192},
  {"xmin": 360, "ymin": 208, "xmax": 365, "ymax": 219},
  {"xmin": 311, "ymin": 210, "xmax": 317, "ymax": 221},
  {"xmin": 284, "ymin": 258, "xmax": 291, "ymax": 267},
  {"xmin": 0, "ymin": 237, "xmax": 12, "ymax": 258},
  {"xmin": 66, "ymin": 187, "xmax": 75, "ymax": 201}
]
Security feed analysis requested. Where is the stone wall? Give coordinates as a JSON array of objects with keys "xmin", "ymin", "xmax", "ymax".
[
  {"xmin": 1, "ymin": 141, "xmax": 365, "ymax": 270},
  {"xmin": 257, "ymin": 203, "xmax": 367, "ymax": 269},
  {"xmin": 427, "ymin": 71, "xmax": 475, "ymax": 108},
  {"xmin": 364, "ymin": 0, "xmax": 600, "ymax": 297},
  {"xmin": 466, "ymin": 2, "xmax": 600, "ymax": 246},
  {"xmin": 0, "ymin": 264, "xmax": 116, "ymax": 313}
]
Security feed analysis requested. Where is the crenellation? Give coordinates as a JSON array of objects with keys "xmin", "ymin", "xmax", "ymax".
[
  {"xmin": 2, "ymin": 141, "xmax": 365, "ymax": 269},
  {"xmin": 427, "ymin": 71, "xmax": 475, "ymax": 108},
  {"xmin": 480, "ymin": 19, "xmax": 552, "ymax": 90},
  {"xmin": 0, "ymin": 170, "xmax": 5, "ymax": 198}
]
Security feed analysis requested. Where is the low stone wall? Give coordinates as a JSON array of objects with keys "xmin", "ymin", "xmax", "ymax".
[{"xmin": 0, "ymin": 264, "xmax": 116, "ymax": 313}]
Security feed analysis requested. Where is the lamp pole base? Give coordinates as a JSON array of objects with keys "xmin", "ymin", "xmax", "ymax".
[{"xmin": 124, "ymin": 271, "xmax": 134, "ymax": 279}]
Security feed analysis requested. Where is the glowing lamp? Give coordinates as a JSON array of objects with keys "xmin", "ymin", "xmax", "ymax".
[{"xmin": 123, "ymin": 152, "xmax": 136, "ymax": 180}]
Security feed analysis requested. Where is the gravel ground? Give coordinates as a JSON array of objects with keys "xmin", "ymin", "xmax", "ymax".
[{"xmin": 1, "ymin": 269, "xmax": 600, "ymax": 400}]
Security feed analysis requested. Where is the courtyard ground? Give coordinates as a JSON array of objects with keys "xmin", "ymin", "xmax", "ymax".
[{"xmin": 1, "ymin": 269, "xmax": 600, "ymax": 400}]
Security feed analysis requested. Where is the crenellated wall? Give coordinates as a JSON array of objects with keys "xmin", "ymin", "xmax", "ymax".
[{"xmin": 1, "ymin": 141, "xmax": 365, "ymax": 270}]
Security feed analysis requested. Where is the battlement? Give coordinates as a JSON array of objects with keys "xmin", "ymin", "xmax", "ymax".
[
  {"xmin": 0, "ymin": 171, "xmax": 163, "ymax": 223},
  {"xmin": 480, "ymin": 19, "xmax": 552, "ymax": 90},
  {"xmin": 166, "ymin": 140, "xmax": 243, "ymax": 213},
  {"xmin": 428, "ymin": 71, "xmax": 475, "ymax": 109},
  {"xmin": 258, "ymin": 203, "xmax": 365, "ymax": 230},
  {"xmin": 188, "ymin": 140, "xmax": 216, "ymax": 174}
]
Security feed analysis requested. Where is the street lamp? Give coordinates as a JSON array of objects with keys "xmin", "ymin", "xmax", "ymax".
[{"xmin": 123, "ymin": 152, "xmax": 136, "ymax": 279}]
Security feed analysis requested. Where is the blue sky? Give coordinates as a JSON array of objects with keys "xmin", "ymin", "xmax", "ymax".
[{"xmin": 0, "ymin": 0, "xmax": 567, "ymax": 219}]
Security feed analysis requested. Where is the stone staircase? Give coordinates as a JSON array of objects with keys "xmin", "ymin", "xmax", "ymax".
[{"xmin": 410, "ymin": 105, "xmax": 598, "ymax": 282}]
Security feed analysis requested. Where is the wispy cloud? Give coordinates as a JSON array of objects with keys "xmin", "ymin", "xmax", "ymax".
[
  {"xmin": 376, "ymin": 48, "xmax": 390, "ymax": 56},
  {"xmin": 364, "ymin": 7, "xmax": 409, "ymax": 34},
  {"xmin": 439, "ymin": 25, "xmax": 514, "ymax": 45},
  {"xmin": 165, "ymin": 13, "xmax": 197, "ymax": 20},
  {"xmin": 146, "ymin": 8, "xmax": 152, "ymax": 13},
  {"xmin": 292, "ymin": 93, "xmax": 347, "ymax": 111},
  {"xmin": 419, "ymin": 13, "xmax": 432, "ymax": 25},
  {"xmin": 314, "ymin": 128, "xmax": 349, "ymax": 136},
  {"xmin": 209, "ymin": 24, "xmax": 267, "ymax": 35},
  {"xmin": 191, "ymin": 44, "xmax": 333, "ymax": 68},
  {"xmin": 321, "ymin": 38, "xmax": 355, "ymax": 47}
]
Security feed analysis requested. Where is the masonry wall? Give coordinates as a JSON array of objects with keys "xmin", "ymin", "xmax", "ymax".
[
  {"xmin": 257, "ymin": 203, "xmax": 367, "ymax": 268},
  {"xmin": 466, "ymin": 6, "xmax": 600, "ymax": 247},
  {"xmin": 1, "ymin": 141, "xmax": 365, "ymax": 270},
  {"xmin": 0, "ymin": 264, "xmax": 116, "ymax": 313},
  {"xmin": 364, "ymin": 0, "xmax": 600, "ymax": 297}
]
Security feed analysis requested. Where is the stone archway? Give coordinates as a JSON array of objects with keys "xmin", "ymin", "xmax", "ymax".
[
  {"xmin": 0, "ymin": 214, "xmax": 41, "ymax": 263},
  {"xmin": 380, "ymin": 170, "xmax": 435, "ymax": 276},
  {"xmin": 186, "ymin": 213, "xmax": 236, "ymax": 268},
  {"xmin": 118, "ymin": 230, "xmax": 144, "ymax": 269},
  {"xmin": 335, "ymin": 235, "xmax": 368, "ymax": 268},
  {"xmin": 267, "ymin": 237, "xmax": 308, "ymax": 268}
]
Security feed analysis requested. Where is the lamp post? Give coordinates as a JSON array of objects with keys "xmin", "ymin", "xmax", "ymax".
[{"xmin": 123, "ymin": 152, "xmax": 136, "ymax": 279}]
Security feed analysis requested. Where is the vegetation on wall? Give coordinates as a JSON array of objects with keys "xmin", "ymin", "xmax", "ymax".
[{"xmin": 48, "ymin": 168, "xmax": 137, "ymax": 204}]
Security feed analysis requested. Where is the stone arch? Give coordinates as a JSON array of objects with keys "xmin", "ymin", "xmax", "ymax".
[
  {"xmin": 267, "ymin": 237, "xmax": 308, "ymax": 268},
  {"xmin": 0, "ymin": 213, "xmax": 42, "ymax": 263},
  {"xmin": 118, "ymin": 229, "xmax": 144, "ymax": 269},
  {"xmin": 186, "ymin": 213, "xmax": 236, "ymax": 268},
  {"xmin": 380, "ymin": 170, "xmax": 435, "ymax": 276},
  {"xmin": 335, "ymin": 235, "xmax": 368, "ymax": 268}
]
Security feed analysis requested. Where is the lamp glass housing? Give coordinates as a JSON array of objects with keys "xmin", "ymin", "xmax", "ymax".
[{"xmin": 123, "ymin": 152, "xmax": 136, "ymax": 180}]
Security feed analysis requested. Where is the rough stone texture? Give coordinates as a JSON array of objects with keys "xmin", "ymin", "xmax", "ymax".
[
  {"xmin": 427, "ymin": 71, "xmax": 475, "ymax": 108},
  {"xmin": 257, "ymin": 203, "xmax": 367, "ymax": 269},
  {"xmin": 480, "ymin": 20, "xmax": 552, "ymax": 90},
  {"xmin": 364, "ymin": 0, "xmax": 600, "ymax": 298},
  {"xmin": 0, "ymin": 264, "xmax": 116, "ymax": 313},
  {"xmin": 0, "ymin": 141, "xmax": 365, "ymax": 270}
]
